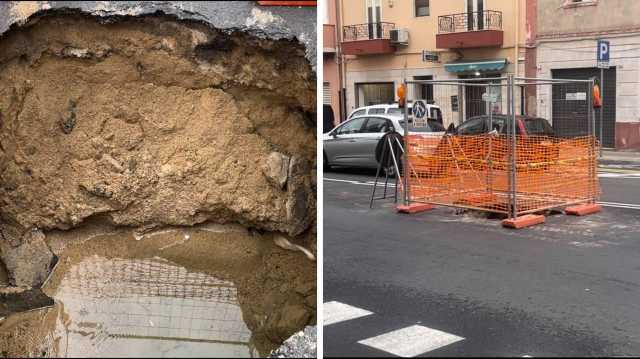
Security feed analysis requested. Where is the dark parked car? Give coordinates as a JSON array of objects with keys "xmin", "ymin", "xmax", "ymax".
[
  {"xmin": 428, "ymin": 115, "xmax": 558, "ymax": 175},
  {"xmin": 453, "ymin": 115, "xmax": 554, "ymax": 137},
  {"xmin": 323, "ymin": 104, "xmax": 335, "ymax": 134}
]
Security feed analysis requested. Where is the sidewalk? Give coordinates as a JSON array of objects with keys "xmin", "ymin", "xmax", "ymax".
[{"xmin": 599, "ymin": 149, "xmax": 640, "ymax": 170}]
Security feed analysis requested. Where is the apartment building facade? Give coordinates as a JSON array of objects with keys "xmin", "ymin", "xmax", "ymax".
[
  {"xmin": 535, "ymin": 0, "xmax": 640, "ymax": 149},
  {"xmin": 338, "ymin": 0, "xmax": 526, "ymax": 127},
  {"xmin": 323, "ymin": 0, "xmax": 343, "ymax": 130}
]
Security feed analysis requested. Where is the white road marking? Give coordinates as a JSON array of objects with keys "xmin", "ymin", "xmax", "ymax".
[
  {"xmin": 324, "ymin": 178, "xmax": 640, "ymax": 210},
  {"xmin": 598, "ymin": 201, "xmax": 640, "ymax": 210},
  {"xmin": 324, "ymin": 177, "xmax": 396, "ymax": 187},
  {"xmin": 598, "ymin": 172, "xmax": 640, "ymax": 178},
  {"xmin": 323, "ymin": 301, "xmax": 374, "ymax": 326},
  {"xmin": 358, "ymin": 324, "xmax": 464, "ymax": 357}
]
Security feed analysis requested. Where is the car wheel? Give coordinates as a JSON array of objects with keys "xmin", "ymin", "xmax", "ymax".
[{"xmin": 376, "ymin": 132, "xmax": 403, "ymax": 176}]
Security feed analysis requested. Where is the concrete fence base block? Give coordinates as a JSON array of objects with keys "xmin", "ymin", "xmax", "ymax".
[
  {"xmin": 565, "ymin": 203, "xmax": 602, "ymax": 216},
  {"xmin": 396, "ymin": 203, "xmax": 435, "ymax": 214},
  {"xmin": 501, "ymin": 214, "xmax": 545, "ymax": 229}
]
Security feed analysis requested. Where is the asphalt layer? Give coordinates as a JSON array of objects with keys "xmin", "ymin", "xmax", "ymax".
[{"xmin": 324, "ymin": 167, "xmax": 640, "ymax": 357}]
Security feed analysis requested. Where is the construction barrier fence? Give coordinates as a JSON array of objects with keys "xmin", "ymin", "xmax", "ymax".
[{"xmin": 398, "ymin": 76, "xmax": 600, "ymax": 219}]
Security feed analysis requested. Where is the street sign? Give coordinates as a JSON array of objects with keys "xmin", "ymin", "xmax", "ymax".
[
  {"xmin": 422, "ymin": 50, "xmax": 439, "ymax": 63},
  {"xmin": 566, "ymin": 92, "xmax": 587, "ymax": 101},
  {"xmin": 597, "ymin": 39, "xmax": 610, "ymax": 69},
  {"xmin": 413, "ymin": 100, "xmax": 427, "ymax": 119},
  {"xmin": 482, "ymin": 92, "xmax": 498, "ymax": 103}
]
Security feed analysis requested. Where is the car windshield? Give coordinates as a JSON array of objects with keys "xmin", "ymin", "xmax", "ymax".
[
  {"xmin": 480, "ymin": 116, "xmax": 553, "ymax": 135},
  {"xmin": 524, "ymin": 118, "xmax": 554, "ymax": 136},
  {"xmin": 387, "ymin": 107, "xmax": 415, "ymax": 117}
]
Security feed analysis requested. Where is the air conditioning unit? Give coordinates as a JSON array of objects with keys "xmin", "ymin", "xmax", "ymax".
[{"xmin": 390, "ymin": 28, "xmax": 409, "ymax": 45}]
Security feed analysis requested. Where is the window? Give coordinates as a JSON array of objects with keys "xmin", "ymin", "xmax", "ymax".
[
  {"xmin": 387, "ymin": 108, "xmax": 402, "ymax": 116},
  {"xmin": 366, "ymin": 0, "xmax": 382, "ymax": 39},
  {"xmin": 430, "ymin": 108, "xmax": 442, "ymax": 123},
  {"xmin": 323, "ymin": 82, "xmax": 331, "ymax": 105},
  {"xmin": 323, "ymin": 0, "xmax": 329, "ymax": 24},
  {"xmin": 562, "ymin": 0, "xmax": 597, "ymax": 7},
  {"xmin": 362, "ymin": 117, "xmax": 391, "ymax": 133},
  {"xmin": 355, "ymin": 82, "xmax": 395, "ymax": 107},
  {"xmin": 415, "ymin": 0, "xmax": 429, "ymax": 17},
  {"xmin": 351, "ymin": 109, "xmax": 366, "ymax": 118},
  {"xmin": 524, "ymin": 118, "xmax": 554, "ymax": 136},
  {"xmin": 414, "ymin": 75, "xmax": 433, "ymax": 102},
  {"xmin": 457, "ymin": 117, "xmax": 485, "ymax": 135},
  {"xmin": 369, "ymin": 108, "xmax": 386, "ymax": 114},
  {"xmin": 427, "ymin": 120, "xmax": 446, "ymax": 132},
  {"xmin": 336, "ymin": 118, "xmax": 366, "ymax": 135}
]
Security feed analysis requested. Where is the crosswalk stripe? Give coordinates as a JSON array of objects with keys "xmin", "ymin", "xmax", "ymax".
[
  {"xmin": 358, "ymin": 324, "xmax": 465, "ymax": 357},
  {"xmin": 323, "ymin": 301, "xmax": 374, "ymax": 326}
]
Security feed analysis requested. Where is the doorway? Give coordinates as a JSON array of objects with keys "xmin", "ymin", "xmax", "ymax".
[
  {"xmin": 460, "ymin": 73, "xmax": 500, "ymax": 119},
  {"xmin": 366, "ymin": 0, "xmax": 382, "ymax": 39},
  {"xmin": 467, "ymin": 0, "xmax": 486, "ymax": 30}
]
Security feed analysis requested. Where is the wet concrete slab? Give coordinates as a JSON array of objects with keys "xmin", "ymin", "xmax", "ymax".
[{"xmin": 46, "ymin": 255, "xmax": 257, "ymax": 357}]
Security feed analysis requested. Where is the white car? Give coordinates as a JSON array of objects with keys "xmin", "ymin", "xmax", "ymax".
[
  {"xmin": 347, "ymin": 103, "xmax": 443, "ymax": 122},
  {"xmin": 323, "ymin": 114, "xmax": 445, "ymax": 169}
]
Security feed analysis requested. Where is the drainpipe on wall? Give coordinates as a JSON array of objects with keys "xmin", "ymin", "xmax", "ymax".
[
  {"xmin": 337, "ymin": 0, "xmax": 347, "ymax": 122},
  {"xmin": 515, "ymin": 0, "xmax": 520, "ymax": 77}
]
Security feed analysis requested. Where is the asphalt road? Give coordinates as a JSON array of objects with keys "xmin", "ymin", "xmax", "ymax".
[{"xmin": 323, "ymin": 167, "xmax": 640, "ymax": 357}]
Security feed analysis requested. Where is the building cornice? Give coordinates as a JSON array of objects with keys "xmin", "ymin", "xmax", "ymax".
[{"xmin": 537, "ymin": 25, "xmax": 640, "ymax": 41}]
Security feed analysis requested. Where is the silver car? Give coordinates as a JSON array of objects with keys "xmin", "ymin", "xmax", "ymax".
[{"xmin": 323, "ymin": 114, "xmax": 445, "ymax": 170}]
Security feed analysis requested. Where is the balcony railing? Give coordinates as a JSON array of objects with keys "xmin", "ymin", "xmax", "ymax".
[
  {"xmin": 438, "ymin": 10, "xmax": 502, "ymax": 34},
  {"xmin": 342, "ymin": 22, "xmax": 396, "ymax": 41}
]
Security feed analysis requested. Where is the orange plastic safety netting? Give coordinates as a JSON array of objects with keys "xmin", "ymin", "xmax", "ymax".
[{"xmin": 400, "ymin": 134, "xmax": 600, "ymax": 215}]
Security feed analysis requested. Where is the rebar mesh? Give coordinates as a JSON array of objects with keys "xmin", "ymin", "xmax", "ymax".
[{"xmin": 51, "ymin": 256, "xmax": 253, "ymax": 357}]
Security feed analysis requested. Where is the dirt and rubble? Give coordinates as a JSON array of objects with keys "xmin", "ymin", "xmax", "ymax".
[{"xmin": 0, "ymin": 10, "xmax": 316, "ymax": 357}]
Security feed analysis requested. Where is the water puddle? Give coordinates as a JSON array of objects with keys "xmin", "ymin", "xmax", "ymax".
[{"xmin": 0, "ymin": 225, "xmax": 316, "ymax": 357}]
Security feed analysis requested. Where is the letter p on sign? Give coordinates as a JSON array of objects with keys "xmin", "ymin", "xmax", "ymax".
[{"xmin": 598, "ymin": 40, "xmax": 610, "ymax": 62}]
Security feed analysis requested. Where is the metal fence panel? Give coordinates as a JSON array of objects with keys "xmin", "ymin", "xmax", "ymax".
[{"xmin": 400, "ymin": 77, "xmax": 600, "ymax": 219}]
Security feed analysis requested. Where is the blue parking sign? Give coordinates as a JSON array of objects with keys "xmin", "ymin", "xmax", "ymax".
[{"xmin": 597, "ymin": 40, "xmax": 610, "ymax": 62}]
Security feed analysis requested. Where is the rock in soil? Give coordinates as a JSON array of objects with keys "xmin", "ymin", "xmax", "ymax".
[
  {"xmin": 0, "ymin": 229, "xmax": 54, "ymax": 287},
  {"xmin": 268, "ymin": 325, "xmax": 317, "ymax": 358},
  {"xmin": 0, "ymin": 287, "xmax": 54, "ymax": 318}
]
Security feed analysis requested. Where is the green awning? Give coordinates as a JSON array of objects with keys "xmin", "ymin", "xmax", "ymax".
[{"xmin": 444, "ymin": 59, "xmax": 507, "ymax": 74}]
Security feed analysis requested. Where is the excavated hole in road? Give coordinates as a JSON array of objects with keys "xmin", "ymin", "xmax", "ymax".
[
  {"xmin": 1, "ymin": 223, "xmax": 316, "ymax": 357},
  {"xmin": 0, "ymin": 11, "xmax": 316, "ymax": 357}
]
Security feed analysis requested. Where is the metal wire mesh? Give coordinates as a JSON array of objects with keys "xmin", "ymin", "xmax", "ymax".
[
  {"xmin": 400, "ymin": 77, "xmax": 600, "ymax": 218},
  {"xmin": 403, "ymin": 134, "xmax": 599, "ymax": 215},
  {"xmin": 51, "ymin": 256, "xmax": 253, "ymax": 357}
]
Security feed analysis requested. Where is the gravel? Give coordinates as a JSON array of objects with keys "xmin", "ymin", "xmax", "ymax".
[{"xmin": 268, "ymin": 325, "xmax": 317, "ymax": 358}]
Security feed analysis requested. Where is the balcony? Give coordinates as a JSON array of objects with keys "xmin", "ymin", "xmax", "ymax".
[
  {"xmin": 341, "ymin": 22, "xmax": 396, "ymax": 56},
  {"xmin": 323, "ymin": 24, "xmax": 336, "ymax": 53},
  {"xmin": 436, "ymin": 10, "xmax": 503, "ymax": 49}
]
